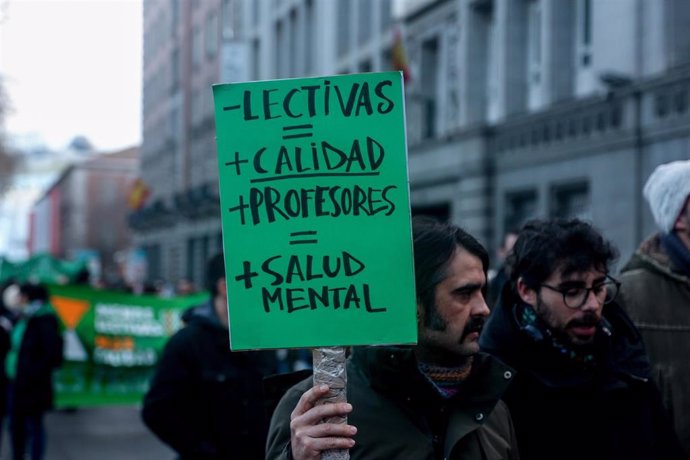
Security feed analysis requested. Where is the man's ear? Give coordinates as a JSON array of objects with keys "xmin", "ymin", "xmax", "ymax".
[{"xmin": 516, "ymin": 277, "xmax": 537, "ymax": 306}]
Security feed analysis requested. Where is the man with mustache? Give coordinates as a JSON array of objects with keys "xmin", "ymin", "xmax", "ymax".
[
  {"xmin": 480, "ymin": 218, "xmax": 684, "ymax": 460},
  {"xmin": 266, "ymin": 216, "xmax": 519, "ymax": 459}
]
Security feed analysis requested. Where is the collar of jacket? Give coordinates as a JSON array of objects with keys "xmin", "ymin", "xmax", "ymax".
[
  {"xmin": 481, "ymin": 287, "xmax": 652, "ymax": 390},
  {"xmin": 622, "ymin": 233, "xmax": 690, "ymax": 285},
  {"xmin": 350, "ymin": 346, "xmax": 514, "ymax": 431}
]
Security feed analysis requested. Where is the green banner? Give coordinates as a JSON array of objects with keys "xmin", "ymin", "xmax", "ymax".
[
  {"xmin": 48, "ymin": 284, "xmax": 206, "ymax": 407},
  {"xmin": 212, "ymin": 71, "xmax": 417, "ymax": 350},
  {"xmin": 0, "ymin": 253, "xmax": 87, "ymax": 285}
]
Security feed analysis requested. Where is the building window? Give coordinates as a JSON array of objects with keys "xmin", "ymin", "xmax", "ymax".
[
  {"xmin": 222, "ymin": 0, "xmax": 235, "ymax": 39},
  {"xmin": 186, "ymin": 238, "xmax": 197, "ymax": 281},
  {"xmin": 577, "ymin": 0, "xmax": 592, "ymax": 67},
  {"xmin": 527, "ymin": 0, "xmax": 542, "ymax": 85},
  {"xmin": 582, "ymin": 0, "xmax": 591, "ymax": 45},
  {"xmin": 171, "ymin": 48, "xmax": 180, "ymax": 92},
  {"xmin": 337, "ymin": 1, "xmax": 351, "ymax": 58},
  {"xmin": 200, "ymin": 235, "xmax": 210, "ymax": 282},
  {"xmin": 275, "ymin": 20, "xmax": 283, "ymax": 77},
  {"xmin": 289, "ymin": 8, "xmax": 298, "ymax": 77},
  {"xmin": 655, "ymin": 93, "xmax": 669, "ymax": 118},
  {"xmin": 171, "ymin": 0, "xmax": 180, "ymax": 37},
  {"xmin": 421, "ymin": 36, "xmax": 439, "ymax": 139},
  {"xmin": 192, "ymin": 26, "xmax": 202, "ymax": 68},
  {"xmin": 252, "ymin": 0, "xmax": 260, "ymax": 26},
  {"xmin": 304, "ymin": 0, "xmax": 314, "ymax": 74},
  {"xmin": 205, "ymin": 12, "xmax": 218, "ymax": 58},
  {"xmin": 251, "ymin": 38, "xmax": 261, "ymax": 81},
  {"xmin": 145, "ymin": 244, "xmax": 162, "ymax": 283},
  {"xmin": 550, "ymin": 181, "xmax": 590, "ymax": 219},
  {"xmin": 357, "ymin": 0, "xmax": 372, "ymax": 45},
  {"xmin": 380, "ymin": 0, "xmax": 393, "ymax": 30},
  {"xmin": 504, "ymin": 189, "xmax": 538, "ymax": 232},
  {"xmin": 596, "ymin": 111, "xmax": 606, "ymax": 132},
  {"xmin": 611, "ymin": 103, "xmax": 622, "ymax": 128},
  {"xmin": 675, "ymin": 89, "xmax": 688, "ymax": 114},
  {"xmin": 582, "ymin": 116, "xmax": 591, "ymax": 135},
  {"xmin": 381, "ymin": 48, "xmax": 393, "ymax": 71}
]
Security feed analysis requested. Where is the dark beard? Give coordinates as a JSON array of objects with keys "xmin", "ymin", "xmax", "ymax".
[{"xmin": 536, "ymin": 296, "xmax": 600, "ymax": 348}]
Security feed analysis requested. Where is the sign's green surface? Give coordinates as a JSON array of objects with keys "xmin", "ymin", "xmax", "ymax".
[
  {"xmin": 47, "ymin": 284, "xmax": 205, "ymax": 407},
  {"xmin": 212, "ymin": 72, "xmax": 417, "ymax": 350}
]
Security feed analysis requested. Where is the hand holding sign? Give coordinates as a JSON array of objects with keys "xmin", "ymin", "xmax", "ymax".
[{"xmin": 289, "ymin": 384, "xmax": 356, "ymax": 460}]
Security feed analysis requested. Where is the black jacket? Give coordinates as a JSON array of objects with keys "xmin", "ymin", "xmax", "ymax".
[
  {"xmin": 141, "ymin": 301, "xmax": 277, "ymax": 460},
  {"xmin": 479, "ymin": 285, "xmax": 685, "ymax": 460},
  {"xmin": 12, "ymin": 308, "xmax": 63, "ymax": 415},
  {"xmin": 267, "ymin": 346, "xmax": 520, "ymax": 460}
]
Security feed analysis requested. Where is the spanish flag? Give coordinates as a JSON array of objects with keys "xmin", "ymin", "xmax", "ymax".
[
  {"xmin": 128, "ymin": 178, "xmax": 150, "ymax": 210},
  {"xmin": 392, "ymin": 28, "xmax": 410, "ymax": 83}
]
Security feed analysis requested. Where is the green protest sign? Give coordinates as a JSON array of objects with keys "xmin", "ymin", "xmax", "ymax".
[
  {"xmin": 212, "ymin": 71, "xmax": 417, "ymax": 350},
  {"xmin": 47, "ymin": 284, "xmax": 206, "ymax": 407}
]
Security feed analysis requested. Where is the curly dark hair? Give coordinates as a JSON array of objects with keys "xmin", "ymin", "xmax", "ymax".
[
  {"xmin": 508, "ymin": 218, "xmax": 618, "ymax": 290},
  {"xmin": 413, "ymin": 215, "xmax": 489, "ymax": 330}
]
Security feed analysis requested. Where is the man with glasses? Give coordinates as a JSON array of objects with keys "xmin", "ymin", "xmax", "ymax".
[{"xmin": 480, "ymin": 218, "xmax": 684, "ymax": 460}]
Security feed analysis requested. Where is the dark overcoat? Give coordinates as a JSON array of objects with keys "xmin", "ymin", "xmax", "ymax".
[
  {"xmin": 267, "ymin": 346, "xmax": 519, "ymax": 460},
  {"xmin": 618, "ymin": 233, "xmax": 690, "ymax": 457},
  {"xmin": 13, "ymin": 309, "xmax": 63, "ymax": 414},
  {"xmin": 480, "ymin": 284, "xmax": 685, "ymax": 460},
  {"xmin": 142, "ymin": 302, "xmax": 277, "ymax": 460}
]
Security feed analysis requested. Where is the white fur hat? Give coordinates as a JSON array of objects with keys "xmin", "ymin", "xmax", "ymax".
[{"xmin": 643, "ymin": 159, "xmax": 690, "ymax": 233}]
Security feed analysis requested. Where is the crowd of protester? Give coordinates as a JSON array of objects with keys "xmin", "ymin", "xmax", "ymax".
[{"xmin": 0, "ymin": 159, "xmax": 688, "ymax": 460}]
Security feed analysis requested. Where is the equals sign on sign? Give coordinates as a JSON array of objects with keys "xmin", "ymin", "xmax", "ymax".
[
  {"xmin": 289, "ymin": 230, "xmax": 318, "ymax": 245},
  {"xmin": 282, "ymin": 124, "xmax": 313, "ymax": 140}
]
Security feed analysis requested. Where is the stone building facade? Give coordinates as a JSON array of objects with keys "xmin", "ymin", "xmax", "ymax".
[{"xmin": 134, "ymin": 0, "xmax": 690, "ymax": 284}]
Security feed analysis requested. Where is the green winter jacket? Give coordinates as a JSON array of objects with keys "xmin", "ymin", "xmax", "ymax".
[
  {"xmin": 618, "ymin": 233, "xmax": 690, "ymax": 457},
  {"xmin": 266, "ymin": 346, "xmax": 519, "ymax": 460}
]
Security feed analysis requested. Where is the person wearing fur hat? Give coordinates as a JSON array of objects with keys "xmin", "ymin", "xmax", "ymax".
[{"xmin": 618, "ymin": 159, "xmax": 690, "ymax": 457}]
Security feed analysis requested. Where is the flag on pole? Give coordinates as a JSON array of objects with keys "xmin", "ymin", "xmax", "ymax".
[
  {"xmin": 128, "ymin": 178, "xmax": 151, "ymax": 210},
  {"xmin": 391, "ymin": 28, "xmax": 411, "ymax": 83}
]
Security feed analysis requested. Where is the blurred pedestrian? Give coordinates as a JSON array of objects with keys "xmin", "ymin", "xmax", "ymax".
[
  {"xmin": 175, "ymin": 278, "xmax": 196, "ymax": 296},
  {"xmin": 5, "ymin": 282, "xmax": 63, "ymax": 460},
  {"xmin": 617, "ymin": 159, "xmax": 690, "ymax": 456},
  {"xmin": 266, "ymin": 216, "xmax": 519, "ymax": 460},
  {"xmin": 486, "ymin": 229, "xmax": 518, "ymax": 309},
  {"xmin": 480, "ymin": 218, "xmax": 684, "ymax": 460},
  {"xmin": 0, "ymin": 281, "xmax": 17, "ymax": 456},
  {"xmin": 142, "ymin": 252, "xmax": 278, "ymax": 460}
]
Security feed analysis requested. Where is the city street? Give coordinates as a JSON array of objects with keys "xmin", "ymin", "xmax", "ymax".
[{"xmin": 0, "ymin": 405, "xmax": 175, "ymax": 460}]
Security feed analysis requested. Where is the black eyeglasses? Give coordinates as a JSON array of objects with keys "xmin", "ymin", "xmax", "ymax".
[{"xmin": 539, "ymin": 275, "xmax": 621, "ymax": 309}]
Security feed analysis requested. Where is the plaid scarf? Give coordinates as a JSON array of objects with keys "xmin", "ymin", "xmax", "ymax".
[{"xmin": 418, "ymin": 357, "xmax": 474, "ymax": 399}]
